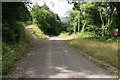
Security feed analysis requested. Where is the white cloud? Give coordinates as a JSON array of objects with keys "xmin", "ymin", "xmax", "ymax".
[
  {"xmin": 30, "ymin": 0, "xmax": 73, "ymax": 17},
  {"xmin": 45, "ymin": 0, "xmax": 73, "ymax": 17}
]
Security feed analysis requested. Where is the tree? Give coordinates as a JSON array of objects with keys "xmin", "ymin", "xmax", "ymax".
[
  {"xmin": 67, "ymin": 1, "xmax": 120, "ymax": 38},
  {"xmin": 2, "ymin": 2, "xmax": 31, "ymax": 43},
  {"xmin": 67, "ymin": 10, "xmax": 78, "ymax": 33},
  {"xmin": 30, "ymin": 5, "xmax": 62, "ymax": 35}
]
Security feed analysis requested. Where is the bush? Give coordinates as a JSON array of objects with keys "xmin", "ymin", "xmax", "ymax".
[
  {"xmin": 2, "ymin": 21, "xmax": 32, "ymax": 75},
  {"xmin": 2, "ymin": 43, "xmax": 14, "ymax": 75},
  {"xmin": 2, "ymin": 21, "xmax": 26, "ymax": 44},
  {"xmin": 2, "ymin": 22, "xmax": 16, "ymax": 43},
  {"xmin": 58, "ymin": 31, "xmax": 69, "ymax": 38},
  {"xmin": 2, "ymin": 35, "xmax": 32, "ymax": 75},
  {"xmin": 13, "ymin": 21, "xmax": 26, "ymax": 42},
  {"xmin": 32, "ymin": 25, "xmax": 49, "ymax": 39}
]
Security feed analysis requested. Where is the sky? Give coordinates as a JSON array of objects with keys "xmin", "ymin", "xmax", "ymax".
[{"xmin": 30, "ymin": 0, "xmax": 73, "ymax": 17}]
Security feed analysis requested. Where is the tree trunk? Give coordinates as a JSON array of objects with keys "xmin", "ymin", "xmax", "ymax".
[
  {"xmin": 99, "ymin": 11, "xmax": 105, "ymax": 36},
  {"xmin": 81, "ymin": 18, "xmax": 87, "ymax": 33},
  {"xmin": 78, "ymin": 11, "xmax": 80, "ymax": 33}
]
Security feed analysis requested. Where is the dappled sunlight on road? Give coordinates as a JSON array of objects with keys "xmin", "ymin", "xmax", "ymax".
[
  {"xmin": 24, "ymin": 64, "xmax": 115, "ymax": 78},
  {"xmin": 48, "ymin": 66, "xmax": 115, "ymax": 78}
]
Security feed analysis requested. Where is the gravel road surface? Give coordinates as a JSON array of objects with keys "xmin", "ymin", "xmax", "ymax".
[{"xmin": 10, "ymin": 26, "xmax": 116, "ymax": 79}]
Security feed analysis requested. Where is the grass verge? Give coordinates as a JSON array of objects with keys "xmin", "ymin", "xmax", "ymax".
[
  {"xmin": 2, "ymin": 31, "xmax": 32, "ymax": 77},
  {"xmin": 59, "ymin": 32, "xmax": 118, "ymax": 68},
  {"xmin": 66, "ymin": 39, "xmax": 118, "ymax": 67},
  {"xmin": 31, "ymin": 25, "xmax": 49, "ymax": 39}
]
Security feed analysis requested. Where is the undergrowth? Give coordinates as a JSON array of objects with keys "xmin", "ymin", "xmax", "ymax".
[
  {"xmin": 31, "ymin": 25, "xmax": 49, "ymax": 39},
  {"xmin": 2, "ymin": 26, "xmax": 32, "ymax": 77}
]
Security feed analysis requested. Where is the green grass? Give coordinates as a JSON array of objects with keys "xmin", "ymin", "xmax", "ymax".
[
  {"xmin": 59, "ymin": 32, "xmax": 118, "ymax": 68},
  {"xmin": 2, "ymin": 33, "xmax": 32, "ymax": 76},
  {"xmin": 58, "ymin": 32, "xmax": 97, "ymax": 40},
  {"xmin": 66, "ymin": 39, "xmax": 118, "ymax": 67},
  {"xmin": 58, "ymin": 32, "xmax": 76, "ymax": 40},
  {"xmin": 31, "ymin": 25, "xmax": 49, "ymax": 39},
  {"xmin": 59, "ymin": 32, "xmax": 118, "ymax": 42}
]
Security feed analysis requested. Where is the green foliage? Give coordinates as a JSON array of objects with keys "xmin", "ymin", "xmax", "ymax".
[
  {"xmin": 31, "ymin": 25, "xmax": 49, "ymax": 39},
  {"xmin": 81, "ymin": 2, "xmax": 95, "ymax": 12},
  {"xmin": 2, "ymin": 2, "xmax": 31, "ymax": 44},
  {"xmin": 2, "ymin": 33, "xmax": 32, "ymax": 75},
  {"xmin": 2, "ymin": 21, "xmax": 27, "ymax": 44},
  {"xmin": 67, "ymin": 10, "xmax": 79, "ymax": 33},
  {"xmin": 2, "ymin": 2, "xmax": 30, "ymax": 22},
  {"xmin": 67, "ymin": 2, "xmax": 120, "ymax": 40},
  {"xmin": 2, "ymin": 2, "xmax": 33, "ymax": 76},
  {"xmin": 31, "ymin": 5, "xmax": 62, "ymax": 35},
  {"xmin": 15, "ymin": 22, "xmax": 26, "ymax": 41},
  {"xmin": 2, "ymin": 22, "xmax": 16, "ymax": 43},
  {"xmin": 58, "ymin": 31, "xmax": 69, "ymax": 38}
]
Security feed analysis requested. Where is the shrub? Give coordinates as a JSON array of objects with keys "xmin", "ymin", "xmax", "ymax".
[
  {"xmin": 32, "ymin": 25, "xmax": 49, "ymax": 39},
  {"xmin": 2, "ymin": 21, "xmax": 32, "ymax": 75},
  {"xmin": 2, "ymin": 36, "xmax": 32, "ymax": 75},
  {"xmin": 2, "ymin": 22, "xmax": 16, "ymax": 43},
  {"xmin": 58, "ymin": 31, "xmax": 69, "ymax": 38},
  {"xmin": 2, "ymin": 21, "xmax": 27, "ymax": 44},
  {"xmin": 13, "ymin": 21, "xmax": 26, "ymax": 42}
]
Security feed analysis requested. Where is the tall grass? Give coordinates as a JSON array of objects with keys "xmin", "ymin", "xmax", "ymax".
[
  {"xmin": 59, "ymin": 32, "xmax": 118, "ymax": 67},
  {"xmin": 31, "ymin": 25, "xmax": 49, "ymax": 39},
  {"xmin": 2, "ymin": 27, "xmax": 32, "ymax": 76},
  {"xmin": 66, "ymin": 39, "xmax": 118, "ymax": 67},
  {"xmin": 58, "ymin": 32, "xmax": 76, "ymax": 40},
  {"xmin": 58, "ymin": 32, "xmax": 97, "ymax": 40}
]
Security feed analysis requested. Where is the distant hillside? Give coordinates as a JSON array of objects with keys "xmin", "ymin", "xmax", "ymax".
[{"xmin": 60, "ymin": 17, "xmax": 69, "ymax": 22}]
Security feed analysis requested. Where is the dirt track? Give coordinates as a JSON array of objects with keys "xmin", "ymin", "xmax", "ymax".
[{"xmin": 10, "ymin": 26, "xmax": 116, "ymax": 79}]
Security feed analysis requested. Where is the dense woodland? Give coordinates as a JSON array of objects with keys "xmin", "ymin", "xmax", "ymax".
[{"xmin": 2, "ymin": 2, "xmax": 120, "ymax": 77}]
